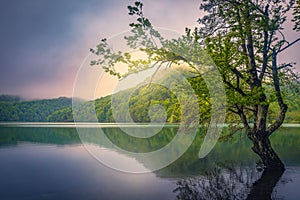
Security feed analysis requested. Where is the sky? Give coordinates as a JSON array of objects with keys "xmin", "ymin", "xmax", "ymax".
[{"xmin": 0, "ymin": 0, "xmax": 299, "ymax": 99}]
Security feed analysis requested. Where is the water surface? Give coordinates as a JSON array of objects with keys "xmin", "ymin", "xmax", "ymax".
[{"xmin": 0, "ymin": 124, "xmax": 299, "ymax": 199}]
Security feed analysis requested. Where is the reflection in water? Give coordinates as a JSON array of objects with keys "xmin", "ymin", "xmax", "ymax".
[
  {"xmin": 87, "ymin": 144, "xmax": 150, "ymax": 172},
  {"xmin": 0, "ymin": 143, "xmax": 175, "ymax": 200},
  {"xmin": 173, "ymin": 164, "xmax": 287, "ymax": 200},
  {"xmin": 0, "ymin": 126, "xmax": 300, "ymax": 199},
  {"xmin": 173, "ymin": 165, "xmax": 261, "ymax": 200},
  {"xmin": 0, "ymin": 126, "xmax": 81, "ymax": 146},
  {"xmin": 247, "ymin": 167, "xmax": 284, "ymax": 200}
]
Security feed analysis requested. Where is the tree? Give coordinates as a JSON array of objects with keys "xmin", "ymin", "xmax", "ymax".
[
  {"xmin": 91, "ymin": 1, "xmax": 300, "ymax": 171},
  {"xmin": 198, "ymin": 0, "xmax": 300, "ymax": 170}
]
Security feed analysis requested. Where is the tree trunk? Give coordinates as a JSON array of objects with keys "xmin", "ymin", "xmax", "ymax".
[
  {"xmin": 249, "ymin": 133, "xmax": 285, "ymax": 170},
  {"xmin": 246, "ymin": 133, "xmax": 285, "ymax": 199},
  {"xmin": 246, "ymin": 167, "xmax": 284, "ymax": 200}
]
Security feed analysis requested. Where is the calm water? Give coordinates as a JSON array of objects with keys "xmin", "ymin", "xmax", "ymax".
[{"xmin": 0, "ymin": 124, "xmax": 299, "ymax": 200}]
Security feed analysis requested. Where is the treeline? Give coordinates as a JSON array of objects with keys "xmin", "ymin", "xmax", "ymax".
[
  {"xmin": 0, "ymin": 86, "xmax": 299, "ymax": 123},
  {"xmin": 0, "ymin": 97, "xmax": 72, "ymax": 122},
  {"xmin": 0, "ymin": 84, "xmax": 182, "ymax": 123},
  {"xmin": 48, "ymin": 84, "xmax": 182, "ymax": 123},
  {"xmin": 0, "ymin": 95, "xmax": 22, "ymax": 102},
  {"xmin": 38, "ymin": 86, "xmax": 300, "ymax": 124}
]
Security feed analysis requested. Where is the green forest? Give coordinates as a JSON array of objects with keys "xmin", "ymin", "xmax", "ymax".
[
  {"xmin": 0, "ymin": 85, "xmax": 299, "ymax": 123},
  {"xmin": 0, "ymin": 96, "xmax": 72, "ymax": 122}
]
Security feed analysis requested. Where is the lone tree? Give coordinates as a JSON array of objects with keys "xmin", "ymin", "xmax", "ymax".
[
  {"xmin": 198, "ymin": 0, "xmax": 300, "ymax": 170},
  {"xmin": 91, "ymin": 1, "xmax": 300, "ymax": 171}
]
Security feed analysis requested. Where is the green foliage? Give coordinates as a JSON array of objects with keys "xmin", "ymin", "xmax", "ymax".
[
  {"xmin": 47, "ymin": 107, "xmax": 73, "ymax": 122},
  {"xmin": 2, "ymin": 1, "xmax": 300, "ymax": 128},
  {"xmin": 87, "ymin": 0, "xmax": 300, "ymax": 132},
  {"xmin": 41, "ymin": 84, "xmax": 300, "ymax": 123},
  {"xmin": 89, "ymin": 2, "xmax": 221, "ymax": 127},
  {"xmin": 293, "ymin": 0, "xmax": 300, "ymax": 31},
  {"xmin": 198, "ymin": 0, "xmax": 300, "ymax": 136},
  {"xmin": 1, "ymin": 86, "xmax": 298, "ymax": 123},
  {"xmin": 0, "ymin": 97, "xmax": 72, "ymax": 122},
  {"xmin": 48, "ymin": 83, "xmax": 183, "ymax": 123}
]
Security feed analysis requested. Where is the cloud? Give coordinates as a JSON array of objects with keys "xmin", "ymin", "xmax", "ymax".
[
  {"xmin": 0, "ymin": 0, "xmax": 119, "ymax": 98},
  {"xmin": 0, "ymin": 0, "xmax": 299, "ymax": 99}
]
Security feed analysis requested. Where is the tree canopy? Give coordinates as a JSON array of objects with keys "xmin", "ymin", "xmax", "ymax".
[{"xmin": 90, "ymin": 0, "xmax": 300, "ymax": 169}]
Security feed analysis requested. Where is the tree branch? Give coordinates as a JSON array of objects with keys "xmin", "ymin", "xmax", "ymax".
[
  {"xmin": 259, "ymin": 4, "xmax": 270, "ymax": 81},
  {"xmin": 222, "ymin": 75, "xmax": 247, "ymax": 96},
  {"xmin": 278, "ymin": 37, "xmax": 300, "ymax": 53},
  {"xmin": 236, "ymin": 105, "xmax": 251, "ymax": 132},
  {"xmin": 278, "ymin": 63, "xmax": 293, "ymax": 70},
  {"xmin": 267, "ymin": 50, "xmax": 288, "ymax": 135}
]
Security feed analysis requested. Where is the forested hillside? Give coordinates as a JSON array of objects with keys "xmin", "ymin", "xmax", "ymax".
[
  {"xmin": 0, "ymin": 96, "xmax": 72, "ymax": 122},
  {"xmin": 47, "ymin": 86, "xmax": 300, "ymax": 124},
  {"xmin": 48, "ymin": 84, "xmax": 181, "ymax": 123},
  {"xmin": 0, "ymin": 86, "xmax": 299, "ymax": 123}
]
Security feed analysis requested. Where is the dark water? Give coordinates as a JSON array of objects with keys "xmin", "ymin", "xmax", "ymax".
[{"xmin": 0, "ymin": 124, "xmax": 299, "ymax": 200}]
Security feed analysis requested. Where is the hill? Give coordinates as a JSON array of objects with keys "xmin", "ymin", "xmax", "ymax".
[
  {"xmin": 0, "ymin": 81, "xmax": 299, "ymax": 123},
  {"xmin": 48, "ymin": 84, "xmax": 181, "ymax": 123},
  {"xmin": 0, "ymin": 96, "xmax": 72, "ymax": 122}
]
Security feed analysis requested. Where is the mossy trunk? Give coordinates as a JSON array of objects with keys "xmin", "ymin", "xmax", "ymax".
[
  {"xmin": 249, "ymin": 133, "xmax": 285, "ymax": 170},
  {"xmin": 246, "ymin": 132, "xmax": 285, "ymax": 199}
]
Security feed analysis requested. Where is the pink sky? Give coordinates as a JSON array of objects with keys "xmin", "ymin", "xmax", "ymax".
[{"xmin": 0, "ymin": 0, "xmax": 299, "ymax": 99}]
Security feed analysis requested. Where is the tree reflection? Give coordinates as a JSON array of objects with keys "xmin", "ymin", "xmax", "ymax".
[
  {"xmin": 173, "ymin": 164, "xmax": 285, "ymax": 200},
  {"xmin": 246, "ymin": 167, "xmax": 284, "ymax": 200}
]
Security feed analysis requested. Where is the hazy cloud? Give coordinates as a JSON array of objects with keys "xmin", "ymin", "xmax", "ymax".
[{"xmin": 0, "ymin": 0, "xmax": 299, "ymax": 99}]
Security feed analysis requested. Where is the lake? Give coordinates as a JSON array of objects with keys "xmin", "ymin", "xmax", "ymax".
[{"xmin": 0, "ymin": 123, "xmax": 299, "ymax": 200}]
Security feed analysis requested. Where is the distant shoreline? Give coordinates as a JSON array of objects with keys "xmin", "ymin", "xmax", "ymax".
[
  {"xmin": 0, "ymin": 122, "xmax": 180, "ymax": 128},
  {"xmin": 0, "ymin": 122, "xmax": 299, "ymax": 128}
]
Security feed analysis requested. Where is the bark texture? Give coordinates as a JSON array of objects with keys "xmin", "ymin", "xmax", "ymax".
[{"xmin": 249, "ymin": 133, "xmax": 285, "ymax": 170}]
